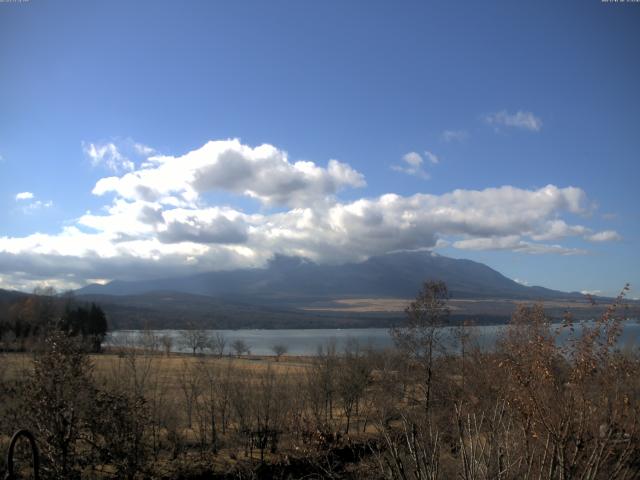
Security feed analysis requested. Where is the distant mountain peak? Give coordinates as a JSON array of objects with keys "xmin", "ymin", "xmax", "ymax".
[{"xmin": 75, "ymin": 250, "xmax": 580, "ymax": 302}]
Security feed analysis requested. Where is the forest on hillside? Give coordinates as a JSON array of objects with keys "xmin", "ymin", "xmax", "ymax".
[{"xmin": 0, "ymin": 287, "xmax": 108, "ymax": 353}]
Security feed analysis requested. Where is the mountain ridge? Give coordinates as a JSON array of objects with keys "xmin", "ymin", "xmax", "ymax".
[
  {"xmin": 76, "ymin": 251, "xmax": 582, "ymax": 302},
  {"xmin": 3, "ymin": 252, "xmax": 634, "ymax": 330}
]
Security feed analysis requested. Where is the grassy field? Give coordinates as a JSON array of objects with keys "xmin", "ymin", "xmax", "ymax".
[{"xmin": 1, "ymin": 350, "xmax": 313, "ymax": 384}]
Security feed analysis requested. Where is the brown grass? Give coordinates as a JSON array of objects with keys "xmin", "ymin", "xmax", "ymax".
[
  {"xmin": 0, "ymin": 352, "xmax": 313, "ymax": 389},
  {"xmin": 301, "ymin": 296, "xmax": 611, "ymax": 314}
]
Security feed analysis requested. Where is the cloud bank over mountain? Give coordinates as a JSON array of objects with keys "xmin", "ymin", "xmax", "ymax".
[{"xmin": 0, "ymin": 139, "xmax": 620, "ymax": 291}]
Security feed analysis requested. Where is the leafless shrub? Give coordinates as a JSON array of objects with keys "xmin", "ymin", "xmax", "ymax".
[
  {"xmin": 375, "ymin": 412, "xmax": 441, "ymax": 480},
  {"xmin": 87, "ymin": 389, "xmax": 150, "ymax": 479},
  {"xmin": 26, "ymin": 330, "xmax": 95, "ymax": 479},
  {"xmin": 491, "ymin": 284, "xmax": 640, "ymax": 479}
]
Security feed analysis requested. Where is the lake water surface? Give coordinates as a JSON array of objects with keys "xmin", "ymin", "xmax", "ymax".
[{"xmin": 106, "ymin": 322, "xmax": 640, "ymax": 356}]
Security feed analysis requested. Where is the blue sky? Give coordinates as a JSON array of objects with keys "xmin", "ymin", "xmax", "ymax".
[{"xmin": 0, "ymin": 0, "xmax": 638, "ymax": 297}]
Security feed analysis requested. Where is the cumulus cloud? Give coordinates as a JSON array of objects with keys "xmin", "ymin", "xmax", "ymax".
[
  {"xmin": 531, "ymin": 220, "xmax": 588, "ymax": 241},
  {"xmin": 93, "ymin": 139, "xmax": 365, "ymax": 208},
  {"xmin": 15, "ymin": 192, "xmax": 34, "ymax": 201},
  {"xmin": 585, "ymin": 230, "xmax": 622, "ymax": 242},
  {"xmin": 485, "ymin": 110, "xmax": 542, "ymax": 132},
  {"xmin": 78, "ymin": 199, "xmax": 163, "ymax": 240},
  {"xmin": 158, "ymin": 208, "xmax": 249, "ymax": 244},
  {"xmin": 0, "ymin": 139, "xmax": 616, "ymax": 290},
  {"xmin": 83, "ymin": 142, "xmax": 135, "ymax": 173}
]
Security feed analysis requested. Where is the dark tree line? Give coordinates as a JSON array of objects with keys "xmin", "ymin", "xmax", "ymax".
[
  {"xmin": 0, "ymin": 287, "xmax": 108, "ymax": 352},
  {"xmin": 59, "ymin": 302, "xmax": 108, "ymax": 352}
]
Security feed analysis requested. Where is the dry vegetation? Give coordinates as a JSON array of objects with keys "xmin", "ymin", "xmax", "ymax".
[{"xmin": 1, "ymin": 282, "xmax": 639, "ymax": 479}]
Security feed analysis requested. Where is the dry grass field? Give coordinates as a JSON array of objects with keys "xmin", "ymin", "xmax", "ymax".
[
  {"xmin": 300, "ymin": 296, "xmax": 624, "ymax": 317},
  {"xmin": 1, "ymin": 351, "xmax": 313, "ymax": 389}
]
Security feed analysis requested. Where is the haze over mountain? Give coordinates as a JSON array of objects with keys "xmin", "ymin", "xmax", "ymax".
[
  {"xmin": 4, "ymin": 252, "xmax": 631, "ymax": 330},
  {"xmin": 76, "ymin": 251, "xmax": 580, "ymax": 302}
]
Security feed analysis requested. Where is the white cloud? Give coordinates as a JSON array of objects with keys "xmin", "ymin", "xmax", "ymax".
[
  {"xmin": 392, "ymin": 151, "xmax": 436, "ymax": 179},
  {"xmin": 11, "ymin": 182, "xmax": 590, "ymax": 270},
  {"xmin": 424, "ymin": 150, "xmax": 439, "ymax": 165},
  {"xmin": 158, "ymin": 207, "xmax": 249, "ymax": 244},
  {"xmin": 0, "ymin": 138, "xmax": 610, "ymax": 290},
  {"xmin": 531, "ymin": 220, "xmax": 588, "ymax": 241},
  {"xmin": 0, "ymin": 272, "xmax": 83, "ymax": 293},
  {"xmin": 14, "ymin": 192, "xmax": 53, "ymax": 213},
  {"xmin": 15, "ymin": 191, "xmax": 34, "ymax": 201},
  {"xmin": 485, "ymin": 110, "xmax": 542, "ymax": 132},
  {"xmin": 452, "ymin": 236, "xmax": 585, "ymax": 255},
  {"xmin": 83, "ymin": 142, "xmax": 135, "ymax": 173},
  {"xmin": 403, "ymin": 152, "xmax": 423, "ymax": 167},
  {"xmin": 133, "ymin": 143, "xmax": 156, "ymax": 156},
  {"xmin": 93, "ymin": 139, "xmax": 365, "ymax": 208},
  {"xmin": 24, "ymin": 200, "xmax": 53, "ymax": 212},
  {"xmin": 441, "ymin": 130, "xmax": 468, "ymax": 142},
  {"xmin": 77, "ymin": 199, "xmax": 163, "ymax": 240},
  {"xmin": 585, "ymin": 230, "xmax": 622, "ymax": 242}
]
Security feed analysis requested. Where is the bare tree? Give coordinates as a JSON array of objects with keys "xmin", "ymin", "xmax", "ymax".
[
  {"xmin": 144, "ymin": 357, "xmax": 174, "ymax": 460},
  {"xmin": 107, "ymin": 333, "xmax": 155, "ymax": 398},
  {"xmin": 139, "ymin": 328, "xmax": 159, "ymax": 353},
  {"xmin": 307, "ymin": 339, "xmax": 338, "ymax": 427},
  {"xmin": 391, "ymin": 280, "xmax": 450, "ymax": 415},
  {"xmin": 177, "ymin": 359, "xmax": 202, "ymax": 429},
  {"xmin": 160, "ymin": 334, "xmax": 173, "ymax": 356},
  {"xmin": 180, "ymin": 326, "xmax": 209, "ymax": 355},
  {"xmin": 210, "ymin": 332, "xmax": 227, "ymax": 357},
  {"xmin": 271, "ymin": 343, "xmax": 288, "ymax": 361},
  {"xmin": 232, "ymin": 366, "xmax": 290, "ymax": 462},
  {"xmin": 194, "ymin": 361, "xmax": 223, "ymax": 453},
  {"xmin": 231, "ymin": 339, "xmax": 250, "ymax": 357},
  {"xmin": 216, "ymin": 359, "xmax": 236, "ymax": 435},
  {"xmin": 336, "ymin": 340, "xmax": 372, "ymax": 433}
]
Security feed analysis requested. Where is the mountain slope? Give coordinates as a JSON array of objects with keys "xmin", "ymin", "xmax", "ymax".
[{"xmin": 76, "ymin": 251, "xmax": 580, "ymax": 302}]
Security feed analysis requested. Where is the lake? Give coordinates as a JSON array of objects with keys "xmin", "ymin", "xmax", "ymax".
[{"xmin": 106, "ymin": 321, "xmax": 640, "ymax": 356}]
